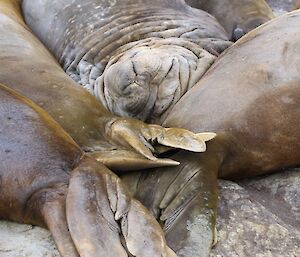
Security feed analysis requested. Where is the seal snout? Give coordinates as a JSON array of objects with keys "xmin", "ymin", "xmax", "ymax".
[
  {"xmin": 95, "ymin": 54, "xmax": 158, "ymax": 121},
  {"xmin": 95, "ymin": 38, "xmax": 216, "ymax": 123}
]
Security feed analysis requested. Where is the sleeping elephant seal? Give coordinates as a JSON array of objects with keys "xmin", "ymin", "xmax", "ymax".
[
  {"xmin": 22, "ymin": 0, "xmax": 232, "ymax": 124},
  {"xmin": 0, "ymin": 0, "xmax": 212, "ymax": 171},
  {"xmin": 121, "ymin": 10, "xmax": 300, "ymax": 257},
  {"xmin": 0, "ymin": 83, "xmax": 178, "ymax": 257},
  {"xmin": 185, "ymin": 0, "xmax": 275, "ymax": 40}
]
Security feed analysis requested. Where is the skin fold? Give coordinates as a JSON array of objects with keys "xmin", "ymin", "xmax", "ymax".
[
  {"xmin": 0, "ymin": 0, "xmax": 211, "ymax": 172},
  {"xmin": 0, "ymin": 83, "xmax": 178, "ymax": 257},
  {"xmin": 185, "ymin": 0, "xmax": 275, "ymax": 40},
  {"xmin": 22, "ymin": 0, "xmax": 232, "ymax": 124}
]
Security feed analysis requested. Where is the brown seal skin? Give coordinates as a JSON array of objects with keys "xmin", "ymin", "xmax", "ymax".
[
  {"xmin": 0, "ymin": 82, "xmax": 178, "ymax": 257},
  {"xmin": 19, "ymin": 1, "xmax": 289, "ymax": 256},
  {"xmin": 185, "ymin": 0, "xmax": 275, "ymax": 40},
  {"xmin": 0, "ymin": 0, "xmax": 212, "ymax": 172},
  {"xmin": 294, "ymin": 0, "xmax": 300, "ymax": 9},
  {"xmin": 137, "ymin": 10, "xmax": 299, "ymax": 256},
  {"xmin": 22, "ymin": 0, "xmax": 232, "ymax": 124}
]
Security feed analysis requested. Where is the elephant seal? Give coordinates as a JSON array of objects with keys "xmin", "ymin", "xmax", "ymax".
[
  {"xmin": 0, "ymin": 0, "xmax": 212, "ymax": 172},
  {"xmin": 0, "ymin": 82, "xmax": 178, "ymax": 257},
  {"xmin": 22, "ymin": 0, "xmax": 232, "ymax": 124},
  {"xmin": 185, "ymin": 0, "xmax": 275, "ymax": 40},
  {"xmin": 21, "ymin": 1, "xmax": 296, "ymax": 256},
  {"xmin": 120, "ymin": 10, "xmax": 300, "ymax": 257}
]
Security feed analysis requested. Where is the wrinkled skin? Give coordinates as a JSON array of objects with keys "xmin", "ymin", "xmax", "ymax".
[
  {"xmin": 22, "ymin": 0, "xmax": 232, "ymax": 124},
  {"xmin": 0, "ymin": 0, "xmax": 210, "ymax": 172},
  {"xmin": 0, "ymin": 83, "xmax": 178, "ymax": 257},
  {"xmin": 185, "ymin": 0, "xmax": 275, "ymax": 40}
]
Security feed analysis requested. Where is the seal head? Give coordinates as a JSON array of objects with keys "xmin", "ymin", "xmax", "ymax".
[{"xmin": 94, "ymin": 37, "xmax": 215, "ymax": 124}]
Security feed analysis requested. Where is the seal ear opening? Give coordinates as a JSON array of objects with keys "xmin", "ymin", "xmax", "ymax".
[{"xmin": 232, "ymin": 27, "xmax": 246, "ymax": 41}]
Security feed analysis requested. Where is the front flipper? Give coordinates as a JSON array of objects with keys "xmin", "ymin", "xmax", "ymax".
[
  {"xmin": 103, "ymin": 117, "xmax": 216, "ymax": 169},
  {"xmin": 25, "ymin": 156, "xmax": 177, "ymax": 257},
  {"xmin": 160, "ymin": 151, "xmax": 220, "ymax": 257},
  {"xmin": 106, "ymin": 118, "xmax": 216, "ymax": 157},
  {"xmin": 122, "ymin": 141, "xmax": 222, "ymax": 257},
  {"xmin": 66, "ymin": 156, "xmax": 177, "ymax": 257}
]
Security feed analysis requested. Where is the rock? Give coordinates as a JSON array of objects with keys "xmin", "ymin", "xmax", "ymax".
[
  {"xmin": 0, "ymin": 222, "xmax": 59, "ymax": 257},
  {"xmin": 211, "ymin": 169, "xmax": 300, "ymax": 257}
]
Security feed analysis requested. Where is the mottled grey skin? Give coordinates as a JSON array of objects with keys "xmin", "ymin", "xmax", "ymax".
[
  {"xmin": 22, "ymin": 0, "xmax": 231, "ymax": 124},
  {"xmin": 185, "ymin": 0, "xmax": 275, "ymax": 40}
]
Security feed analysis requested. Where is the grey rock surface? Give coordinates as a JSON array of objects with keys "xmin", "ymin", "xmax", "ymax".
[
  {"xmin": 0, "ymin": 222, "xmax": 59, "ymax": 257},
  {"xmin": 211, "ymin": 169, "xmax": 300, "ymax": 257}
]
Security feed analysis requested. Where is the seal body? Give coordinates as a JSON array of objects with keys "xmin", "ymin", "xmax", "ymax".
[
  {"xmin": 165, "ymin": 11, "xmax": 300, "ymax": 178},
  {"xmin": 0, "ymin": 83, "xmax": 178, "ymax": 257},
  {"xmin": 186, "ymin": 0, "xmax": 275, "ymax": 40},
  {"xmin": 22, "ymin": 0, "xmax": 232, "ymax": 124}
]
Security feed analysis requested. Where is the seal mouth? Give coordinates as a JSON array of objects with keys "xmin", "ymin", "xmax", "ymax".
[{"xmin": 94, "ymin": 37, "xmax": 215, "ymax": 124}]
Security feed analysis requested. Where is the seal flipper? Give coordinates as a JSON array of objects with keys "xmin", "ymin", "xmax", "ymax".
[
  {"xmin": 66, "ymin": 156, "xmax": 177, "ymax": 257},
  {"xmin": 122, "ymin": 140, "xmax": 223, "ymax": 257},
  {"xmin": 159, "ymin": 146, "xmax": 222, "ymax": 257},
  {"xmin": 90, "ymin": 124, "xmax": 216, "ymax": 172},
  {"xmin": 106, "ymin": 118, "xmax": 216, "ymax": 160}
]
